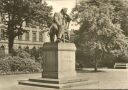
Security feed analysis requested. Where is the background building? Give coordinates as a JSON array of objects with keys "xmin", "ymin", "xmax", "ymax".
[{"xmin": 0, "ymin": 14, "xmax": 50, "ymax": 54}]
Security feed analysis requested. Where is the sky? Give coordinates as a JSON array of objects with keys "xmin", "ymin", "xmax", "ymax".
[
  {"xmin": 44, "ymin": 0, "xmax": 77, "ymax": 14},
  {"xmin": 44, "ymin": 0, "xmax": 80, "ymax": 30}
]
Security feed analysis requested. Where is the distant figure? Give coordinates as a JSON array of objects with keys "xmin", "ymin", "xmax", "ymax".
[{"xmin": 49, "ymin": 8, "xmax": 72, "ymax": 42}]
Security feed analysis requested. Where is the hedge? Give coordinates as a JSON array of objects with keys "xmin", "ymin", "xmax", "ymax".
[{"xmin": 0, "ymin": 50, "xmax": 42, "ymax": 75}]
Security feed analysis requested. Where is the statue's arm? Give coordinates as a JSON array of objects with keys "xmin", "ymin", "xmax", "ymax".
[
  {"xmin": 54, "ymin": 13, "xmax": 61, "ymax": 26},
  {"xmin": 65, "ymin": 14, "xmax": 72, "ymax": 29},
  {"xmin": 65, "ymin": 14, "xmax": 72, "ymax": 22}
]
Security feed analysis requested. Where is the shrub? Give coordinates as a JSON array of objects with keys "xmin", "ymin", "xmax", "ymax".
[
  {"xmin": 0, "ymin": 56, "xmax": 41, "ymax": 75},
  {"xmin": 18, "ymin": 58, "xmax": 41, "ymax": 72},
  {"xmin": 0, "ymin": 59, "xmax": 11, "ymax": 74},
  {"xmin": 15, "ymin": 49, "xmax": 31, "ymax": 59},
  {"xmin": 76, "ymin": 51, "xmax": 116, "ymax": 68}
]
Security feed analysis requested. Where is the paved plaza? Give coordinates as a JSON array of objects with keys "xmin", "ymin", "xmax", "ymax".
[{"xmin": 0, "ymin": 68, "xmax": 128, "ymax": 90}]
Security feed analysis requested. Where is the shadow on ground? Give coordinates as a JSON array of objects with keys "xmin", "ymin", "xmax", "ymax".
[{"xmin": 76, "ymin": 69, "xmax": 106, "ymax": 73}]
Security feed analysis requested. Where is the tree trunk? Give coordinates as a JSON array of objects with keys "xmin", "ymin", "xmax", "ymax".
[
  {"xmin": 8, "ymin": 36, "xmax": 14, "ymax": 55},
  {"xmin": 8, "ymin": 21, "xmax": 15, "ymax": 55},
  {"xmin": 94, "ymin": 50, "xmax": 103, "ymax": 72},
  {"xmin": 94, "ymin": 59, "xmax": 98, "ymax": 72}
]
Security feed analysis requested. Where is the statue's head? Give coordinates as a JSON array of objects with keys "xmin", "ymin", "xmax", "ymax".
[{"xmin": 60, "ymin": 8, "xmax": 68, "ymax": 15}]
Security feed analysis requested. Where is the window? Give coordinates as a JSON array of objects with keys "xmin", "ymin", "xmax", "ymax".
[
  {"xmin": 32, "ymin": 31, "xmax": 37, "ymax": 42},
  {"xmin": 25, "ymin": 32, "xmax": 29, "ymax": 41},
  {"xmin": 0, "ymin": 29, "xmax": 5, "ymax": 40},
  {"xmin": 0, "ymin": 45, "xmax": 5, "ymax": 56},
  {"xmin": 1, "ymin": 45, "xmax": 5, "ymax": 50},
  {"xmin": 18, "ymin": 46, "xmax": 22, "ymax": 50},
  {"xmin": 39, "ymin": 32, "xmax": 43, "ymax": 42},
  {"xmin": 18, "ymin": 35, "xmax": 22, "ymax": 41},
  {"xmin": 1, "ymin": 14, "xmax": 8, "ymax": 24}
]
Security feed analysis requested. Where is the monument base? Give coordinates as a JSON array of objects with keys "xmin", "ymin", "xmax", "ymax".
[
  {"xmin": 19, "ymin": 43, "xmax": 91, "ymax": 88},
  {"xmin": 19, "ymin": 76, "xmax": 90, "ymax": 88}
]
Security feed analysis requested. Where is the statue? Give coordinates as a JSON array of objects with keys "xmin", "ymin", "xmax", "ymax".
[{"xmin": 49, "ymin": 8, "xmax": 72, "ymax": 43}]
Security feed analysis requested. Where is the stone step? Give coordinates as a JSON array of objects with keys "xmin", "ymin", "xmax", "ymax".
[
  {"xmin": 19, "ymin": 80, "xmax": 61, "ymax": 88},
  {"xmin": 19, "ymin": 79, "xmax": 98, "ymax": 89},
  {"xmin": 29, "ymin": 77, "xmax": 88, "ymax": 84},
  {"xmin": 29, "ymin": 78, "xmax": 59, "ymax": 84}
]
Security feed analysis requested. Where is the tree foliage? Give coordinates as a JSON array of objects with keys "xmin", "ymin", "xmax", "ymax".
[
  {"xmin": 0, "ymin": 0, "xmax": 52, "ymax": 54},
  {"xmin": 72, "ymin": 0, "xmax": 128, "ymax": 71}
]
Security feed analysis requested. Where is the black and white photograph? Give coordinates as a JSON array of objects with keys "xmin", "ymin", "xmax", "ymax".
[{"xmin": 0, "ymin": 0, "xmax": 128, "ymax": 90}]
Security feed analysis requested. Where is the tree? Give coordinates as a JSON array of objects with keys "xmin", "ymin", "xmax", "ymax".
[
  {"xmin": 0, "ymin": 0, "xmax": 52, "ymax": 54},
  {"xmin": 110, "ymin": 0, "xmax": 128, "ymax": 36},
  {"xmin": 72, "ymin": 0, "xmax": 128, "ymax": 71}
]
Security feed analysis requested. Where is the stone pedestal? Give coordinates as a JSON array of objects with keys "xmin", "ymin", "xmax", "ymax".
[
  {"xmin": 19, "ymin": 43, "xmax": 89, "ymax": 88},
  {"xmin": 42, "ymin": 43, "xmax": 76, "ymax": 81}
]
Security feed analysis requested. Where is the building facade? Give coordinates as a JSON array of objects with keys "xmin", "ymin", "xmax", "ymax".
[{"xmin": 0, "ymin": 14, "xmax": 50, "ymax": 54}]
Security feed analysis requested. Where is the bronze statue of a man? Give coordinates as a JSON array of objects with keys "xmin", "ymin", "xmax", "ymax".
[{"xmin": 49, "ymin": 8, "xmax": 72, "ymax": 42}]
